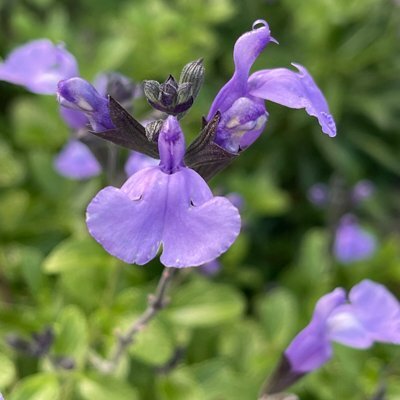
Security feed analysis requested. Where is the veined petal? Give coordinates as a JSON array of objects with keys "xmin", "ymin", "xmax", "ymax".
[
  {"xmin": 248, "ymin": 63, "xmax": 336, "ymax": 137},
  {"xmin": 86, "ymin": 167, "xmax": 241, "ymax": 267},
  {"xmin": 54, "ymin": 140, "xmax": 101, "ymax": 179},
  {"xmin": 207, "ymin": 20, "xmax": 272, "ymax": 119},
  {"xmin": 0, "ymin": 39, "xmax": 78, "ymax": 94},
  {"xmin": 349, "ymin": 280, "xmax": 400, "ymax": 344}
]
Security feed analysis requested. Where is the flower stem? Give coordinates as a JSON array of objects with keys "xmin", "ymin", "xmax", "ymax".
[{"xmin": 89, "ymin": 267, "xmax": 177, "ymax": 374}]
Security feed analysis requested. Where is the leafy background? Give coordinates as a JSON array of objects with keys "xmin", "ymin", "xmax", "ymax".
[{"xmin": 1, "ymin": 0, "xmax": 400, "ymax": 398}]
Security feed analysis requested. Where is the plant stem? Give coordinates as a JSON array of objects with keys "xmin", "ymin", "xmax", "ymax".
[{"xmin": 89, "ymin": 267, "xmax": 177, "ymax": 374}]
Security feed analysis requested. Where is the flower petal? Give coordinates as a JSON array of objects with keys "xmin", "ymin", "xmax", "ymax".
[
  {"xmin": 124, "ymin": 151, "xmax": 159, "ymax": 176},
  {"xmin": 160, "ymin": 169, "xmax": 241, "ymax": 267},
  {"xmin": 59, "ymin": 107, "xmax": 88, "ymax": 131},
  {"xmin": 57, "ymin": 77, "xmax": 114, "ymax": 131},
  {"xmin": 86, "ymin": 167, "xmax": 241, "ymax": 267},
  {"xmin": 285, "ymin": 323, "xmax": 333, "ymax": 373},
  {"xmin": 327, "ymin": 304, "xmax": 374, "ymax": 348},
  {"xmin": 0, "ymin": 39, "xmax": 78, "ymax": 94},
  {"xmin": 349, "ymin": 280, "xmax": 400, "ymax": 344},
  {"xmin": 54, "ymin": 140, "xmax": 101, "ymax": 179},
  {"xmin": 207, "ymin": 21, "xmax": 271, "ymax": 119},
  {"xmin": 248, "ymin": 64, "xmax": 336, "ymax": 137},
  {"xmin": 285, "ymin": 288, "xmax": 346, "ymax": 373}
]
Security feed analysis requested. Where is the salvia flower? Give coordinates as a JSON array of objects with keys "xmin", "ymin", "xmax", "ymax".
[
  {"xmin": 0, "ymin": 39, "xmax": 78, "ymax": 94},
  {"xmin": 207, "ymin": 20, "xmax": 336, "ymax": 153},
  {"xmin": 56, "ymin": 72, "xmax": 138, "ymax": 179},
  {"xmin": 351, "ymin": 180, "xmax": 375, "ymax": 204},
  {"xmin": 57, "ymin": 77, "xmax": 115, "ymax": 132},
  {"xmin": 54, "ymin": 140, "xmax": 102, "ymax": 180},
  {"xmin": 86, "ymin": 116, "xmax": 241, "ymax": 267},
  {"xmin": 265, "ymin": 280, "xmax": 400, "ymax": 394},
  {"xmin": 308, "ymin": 179, "xmax": 374, "ymax": 208},
  {"xmin": 285, "ymin": 280, "xmax": 400, "ymax": 374},
  {"xmin": 333, "ymin": 214, "xmax": 377, "ymax": 264}
]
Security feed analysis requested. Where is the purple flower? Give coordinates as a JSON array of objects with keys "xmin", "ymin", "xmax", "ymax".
[
  {"xmin": 207, "ymin": 20, "xmax": 336, "ymax": 153},
  {"xmin": 285, "ymin": 280, "xmax": 400, "ymax": 374},
  {"xmin": 198, "ymin": 259, "xmax": 221, "ymax": 276},
  {"xmin": 334, "ymin": 214, "xmax": 377, "ymax": 264},
  {"xmin": 57, "ymin": 77, "xmax": 114, "ymax": 132},
  {"xmin": 86, "ymin": 116, "xmax": 241, "ymax": 268},
  {"xmin": 54, "ymin": 140, "xmax": 101, "ymax": 179},
  {"xmin": 125, "ymin": 151, "xmax": 159, "ymax": 176},
  {"xmin": 0, "ymin": 39, "xmax": 78, "ymax": 94},
  {"xmin": 285, "ymin": 288, "xmax": 346, "ymax": 373},
  {"xmin": 351, "ymin": 180, "xmax": 375, "ymax": 204},
  {"xmin": 307, "ymin": 183, "xmax": 329, "ymax": 207},
  {"xmin": 59, "ymin": 107, "xmax": 89, "ymax": 131},
  {"xmin": 285, "ymin": 279, "xmax": 400, "ymax": 374}
]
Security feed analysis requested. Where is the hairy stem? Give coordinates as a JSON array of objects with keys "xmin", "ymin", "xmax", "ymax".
[{"xmin": 90, "ymin": 267, "xmax": 177, "ymax": 374}]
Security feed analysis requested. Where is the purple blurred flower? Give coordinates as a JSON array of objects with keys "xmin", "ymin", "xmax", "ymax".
[
  {"xmin": 0, "ymin": 39, "xmax": 78, "ymax": 94},
  {"xmin": 334, "ymin": 214, "xmax": 377, "ymax": 264},
  {"xmin": 54, "ymin": 140, "xmax": 101, "ymax": 179},
  {"xmin": 207, "ymin": 20, "xmax": 336, "ymax": 153},
  {"xmin": 352, "ymin": 180, "xmax": 375, "ymax": 204},
  {"xmin": 86, "ymin": 116, "xmax": 241, "ymax": 267},
  {"xmin": 198, "ymin": 259, "xmax": 221, "ymax": 276},
  {"xmin": 307, "ymin": 183, "xmax": 329, "ymax": 207},
  {"xmin": 285, "ymin": 280, "xmax": 400, "ymax": 374},
  {"xmin": 125, "ymin": 151, "xmax": 159, "ymax": 176}
]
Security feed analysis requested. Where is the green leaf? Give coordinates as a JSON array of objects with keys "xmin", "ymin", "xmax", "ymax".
[
  {"xmin": 285, "ymin": 228, "xmax": 331, "ymax": 294},
  {"xmin": 0, "ymin": 141, "xmax": 25, "ymax": 188},
  {"xmin": 219, "ymin": 320, "xmax": 270, "ymax": 374},
  {"xmin": 157, "ymin": 369, "xmax": 204, "ymax": 400},
  {"xmin": 11, "ymin": 96, "xmax": 68, "ymax": 149},
  {"xmin": 78, "ymin": 374, "xmax": 138, "ymax": 400},
  {"xmin": 9, "ymin": 373, "xmax": 60, "ymax": 400},
  {"xmin": 0, "ymin": 189, "xmax": 29, "ymax": 233},
  {"xmin": 53, "ymin": 306, "xmax": 89, "ymax": 368},
  {"xmin": 230, "ymin": 172, "xmax": 290, "ymax": 216},
  {"xmin": 43, "ymin": 237, "xmax": 110, "ymax": 274},
  {"xmin": 0, "ymin": 352, "xmax": 16, "ymax": 389},
  {"xmin": 166, "ymin": 278, "xmax": 245, "ymax": 328},
  {"xmin": 256, "ymin": 288, "xmax": 298, "ymax": 348},
  {"xmin": 129, "ymin": 317, "xmax": 174, "ymax": 365}
]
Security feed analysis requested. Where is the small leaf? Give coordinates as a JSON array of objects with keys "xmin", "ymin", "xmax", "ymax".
[
  {"xmin": 9, "ymin": 373, "xmax": 60, "ymax": 400},
  {"xmin": 166, "ymin": 278, "xmax": 245, "ymax": 327},
  {"xmin": 0, "ymin": 352, "xmax": 16, "ymax": 388},
  {"xmin": 53, "ymin": 306, "xmax": 89, "ymax": 368},
  {"xmin": 78, "ymin": 374, "xmax": 138, "ymax": 400},
  {"xmin": 256, "ymin": 288, "xmax": 298, "ymax": 348},
  {"xmin": 43, "ymin": 236, "xmax": 110, "ymax": 274},
  {"xmin": 129, "ymin": 317, "xmax": 174, "ymax": 365}
]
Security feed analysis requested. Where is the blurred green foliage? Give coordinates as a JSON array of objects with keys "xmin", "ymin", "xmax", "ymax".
[{"xmin": 1, "ymin": 0, "xmax": 400, "ymax": 399}]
